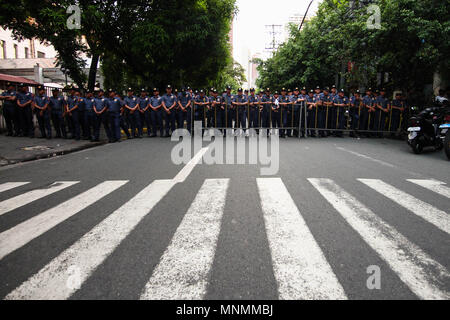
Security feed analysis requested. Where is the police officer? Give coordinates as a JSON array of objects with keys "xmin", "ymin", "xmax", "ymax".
[
  {"xmin": 93, "ymin": 89, "xmax": 112, "ymax": 142},
  {"xmin": 33, "ymin": 85, "xmax": 51, "ymax": 139},
  {"xmin": 124, "ymin": 88, "xmax": 142, "ymax": 138},
  {"xmin": 209, "ymin": 89, "xmax": 222, "ymax": 131},
  {"xmin": 222, "ymin": 86, "xmax": 234, "ymax": 133},
  {"xmin": 290, "ymin": 87, "xmax": 305, "ymax": 137},
  {"xmin": 390, "ymin": 92, "xmax": 405, "ymax": 136},
  {"xmin": 75, "ymin": 90, "xmax": 88, "ymax": 140},
  {"xmin": 118, "ymin": 93, "xmax": 131, "ymax": 140},
  {"xmin": 138, "ymin": 88, "xmax": 152, "ymax": 137},
  {"xmin": 162, "ymin": 85, "xmax": 177, "ymax": 137},
  {"xmin": 248, "ymin": 88, "xmax": 259, "ymax": 134},
  {"xmin": 177, "ymin": 87, "xmax": 192, "ymax": 132},
  {"xmin": 83, "ymin": 90, "xmax": 95, "ymax": 141},
  {"xmin": 194, "ymin": 89, "xmax": 208, "ymax": 135},
  {"xmin": 349, "ymin": 90, "xmax": 362, "ymax": 138},
  {"xmin": 67, "ymin": 88, "xmax": 81, "ymax": 140},
  {"xmin": 319, "ymin": 87, "xmax": 332, "ymax": 138},
  {"xmin": 48, "ymin": 88, "xmax": 67, "ymax": 139},
  {"xmin": 333, "ymin": 89, "xmax": 349, "ymax": 138},
  {"xmin": 375, "ymin": 88, "xmax": 390, "ymax": 138},
  {"xmin": 0, "ymin": 82, "xmax": 18, "ymax": 136},
  {"xmin": 361, "ymin": 88, "xmax": 375, "ymax": 137},
  {"xmin": 233, "ymin": 88, "xmax": 248, "ymax": 135},
  {"xmin": 306, "ymin": 89, "xmax": 317, "ymax": 137},
  {"xmin": 149, "ymin": 88, "xmax": 163, "ymax": 137},
  {"xmin": 271, "ymin": 90, "xmax": 281, "ymax": 135},
  {"xmin": 16, "ymin": 83, "xmax": 34, "ymax": 138},
  {"xmin": 106, "ymin": 89, "xmax": 123, "ymax": 143},
  {"xmin": 279, "ymin": 88, "xmax": 291, "ymax": 138},
  {"xmin": 261, "ymin": 88, "xmax": 272, "ymax": 136}
]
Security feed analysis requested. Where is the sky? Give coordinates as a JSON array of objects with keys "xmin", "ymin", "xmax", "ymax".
[{"xmin": 233, "ymin": 0, "xmax": 322, "ymax": 80}]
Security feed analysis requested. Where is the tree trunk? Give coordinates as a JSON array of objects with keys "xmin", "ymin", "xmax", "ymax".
[{"xmin": 88, "ymin": 53, "xmax": 100, "ymax": 91}]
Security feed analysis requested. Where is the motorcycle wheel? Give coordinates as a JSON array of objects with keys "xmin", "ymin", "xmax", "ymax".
[
  {"xmin": 411, "ymin": 141, "xmax": 423, "ymax": 154},
  {"xmin": 445, "ymin": 132, "xmax": 450, "ymax": 160}
]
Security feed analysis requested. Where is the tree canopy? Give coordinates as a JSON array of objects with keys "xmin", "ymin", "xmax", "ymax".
[
  {"xmin": 256, "ymin": 0, "xmax": 450, "ymax": 96},
  {"xmin": 0, "ymin": 0, "xmax": 237, "ymax": 91}
]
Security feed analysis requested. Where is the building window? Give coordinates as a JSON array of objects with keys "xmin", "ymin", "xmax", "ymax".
[
  {"xmin": 25, "ymin": 47, "xmax": 29, "ymax": 58},
  {"xmin": 0, "ymin": 40, "xmax": 6, "ymax": 59},
  {"xmin": 37, "ymin": 51, "xmax": 45, "ymax": 58},
  {"xmin": 14, "ymin": 44, "xmax": 18, "ymax": 58}
]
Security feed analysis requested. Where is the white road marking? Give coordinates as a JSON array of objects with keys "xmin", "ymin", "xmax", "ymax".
[
  {"xmin": 0, "ymin": 182, "xmax": 30, "ymax": 193},
  {"xmin": 257, "ymin": 178, "xmax": 347, "ymax": 300},
  {"xmin": 359, "ymin": 179, "xmax": 450, "ymax": 235},
  {"xmin": 407, "ymin": 179, "xmax": 450, "ymax": 199},
  {"xmin": 140, "ymin": 179, "xmax": 229, "ymax": 300},
  {"xmin": 5, "ymin": 179, "xmax": 175, "ymax": 300},
  {"xmin": 0, "ymin": 181, "xmax": 128, "ymax": 260},
  {"xmin": 173, "ymin": 147, "xmax": 209, "ymax": 183},
  {"xmin": 0, "ymin": 182, "xmax": 79, "ymax": 216},
  {"xmin": 309, "ymin": 178, "xmax": 450, "ymax": 300},
  {"xmin": 336, "ymin": 147, "xmax": 395, "ymax": 168}
]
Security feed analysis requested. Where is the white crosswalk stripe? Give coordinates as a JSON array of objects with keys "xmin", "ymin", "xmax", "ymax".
[
  {"xmin": 359, "ymin": 179, "xmax": 450, "ymax": 235},
  {"xmin": 0, "ymin": 181, "xmax": 128, "ymax": 260},
  {"xmin": 0, "ymin": 182, "xmax": 79, "ymax": 216},
  {"xmin": 5, "ymin": 180, "xmax": 175, "ymax": 300},
  {"xmin": 1, "ymin": 177, "xmax": 449, "ymax": 300},
  {"xmin": 407, "ymin": 179, "xmax": 450, "ymax": 199},
  {"xmin": 0, "ymin": 182, "xmax": 30, "ymax": 193},
  {"xmin": 257, "ymin": 178, "xmax": 347, "ymax": 300},
  {"xmin": 141, "ymin": 179, "xmax": 229, "ymax": 300},
  {"xmin": 309, "ymin": 178, "xmax": 450, "ymax": 300}
]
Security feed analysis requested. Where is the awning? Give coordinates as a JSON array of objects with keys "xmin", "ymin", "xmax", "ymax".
[{"xmin": 0, "ymin": 73, "xmax": 41, "ymax": 86}]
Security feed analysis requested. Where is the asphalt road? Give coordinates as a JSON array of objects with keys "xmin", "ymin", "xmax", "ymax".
[{"xmin": 0, "ymin": 134, "xmax": 448, "ymax": 300}]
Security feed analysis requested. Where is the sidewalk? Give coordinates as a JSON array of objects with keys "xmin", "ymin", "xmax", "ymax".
[{"xmin": 0, "ymin": 135, "xmax": 105, "ymax": 167}]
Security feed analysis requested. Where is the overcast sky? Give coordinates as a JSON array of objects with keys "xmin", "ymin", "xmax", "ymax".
[{"xmin": 233, "ymin": 0, "xmax": 322, "ymax": 69}]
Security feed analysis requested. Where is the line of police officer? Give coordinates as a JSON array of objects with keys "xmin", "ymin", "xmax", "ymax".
[{"xmin": 1, "ymin": 82, "xmax": 407, "ymax": 141}]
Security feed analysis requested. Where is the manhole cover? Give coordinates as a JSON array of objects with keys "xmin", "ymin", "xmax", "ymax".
[{"xmin": 21, "ymin": 146, "xmax": 53, "ymax": 151}]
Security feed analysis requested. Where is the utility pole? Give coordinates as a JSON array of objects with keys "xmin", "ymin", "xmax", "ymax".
[{"xmin": 265, "ymin": 24, "xmax": 282, "ymax": 57}]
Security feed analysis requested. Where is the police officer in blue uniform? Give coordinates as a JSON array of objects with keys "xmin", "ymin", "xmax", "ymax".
[
  {"xmin": 194, "ymin": 89, "xmax": 208, "ymax": 134},
  {"xmin": 107, "ymin": 89, "xmax": 123, "ymax": 143},
  {"xmin": 48, "ymin": 88, "xmax": 67, "ymax": 139},
  {"xmin": 222, "ymin": 86, "xmax": 234, "ymax": 133},
  {"xmin": 271, "ymin": 90, "xmax": 281, "ymax": 136},
  {"xmin": 162, "ymin": 85, "xmax": 177, "ymax": 137},
  {"xmin": 233, "ymin": 88, "xmax": 248, "ymax": 135},
  {"xmin": 375, "ymin": 88, "xmax": 390, "ymax": 138},
  {"xmin": 209, "ymin": 89, "xmax": 222, "ymax": 130},
  {"xmin": 93, "ymin": 89, "xmax": 112, "ymax": 142},
  {"xmin": 290, "ymin": 87, "xmax": 305, "ymax": 137},
  {"xmin": 361, "ymin": 88, "xmax": 375, "ymax": 137},
  {"xmin": 124, "ymin": 88, "xmax": 142, "ymax": 139},
  {"xmin": 329, "ymin": 85, "xmax": 338, "ymax": 135},
  {"xmin": 319, "ymin": 87, "xmax": 332, "ymax": 138},
  {"xmin": 149, "ymin": 88, "xmax": 163, "ymax": 137},
  {"xmin": 248, "ymin": 88, "xmax": 259, "ymax": 133},
  {"xmin": 279, "ymin": 88, "xmax": 291, "ymax": 138},
  {"xmin": 349, "ymin": 90, "xmax": 362, "ymax": 138},
  {"xmin": 177, "ymin": 87, "xmax": 192, "ymax": 132},
  {"xmin": 333, "ymin": 89, "xmax": 349, "ymax": 137},
  {"xmin": 16, "ymin": 83, "xmax": 34, "ymax": 138},
  {"xmin": 0, "ymin": 82, "xmax": 18, "ymax": 136},
  {"xmin": 390, "ymin": 92, "xmax": 405, "ymax": 136},
  {"xmin": 33, "ymin": 85, "xmax": 51, "ymax": 139},
  {"xmin": 306, "ymin": 89, "xmax": 317, "ymax": 137},
  {"xmin": 137, "ymin": 89, "xmax": 151, "ymax": 137},
  {"xmin": 66, "ymin": 88, "xmax": 81, "ymax": 140},
  {"xmin": 261, "ymin": 88, "xmax": 272, "ymax": 136},
  {"xmin": 75, "ymin": 90, "xmax": 88, "ymax": 140},
  {"xmin": 83, "ymin": 90, "xmax": 95, "ymax": 141}
]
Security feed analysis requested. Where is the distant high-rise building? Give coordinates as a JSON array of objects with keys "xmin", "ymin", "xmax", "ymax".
[{"xmin": 228, "ymin": 20, "xmax": 234, "ymax": 56}]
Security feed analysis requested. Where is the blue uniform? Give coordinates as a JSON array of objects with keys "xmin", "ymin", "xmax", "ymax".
[
  {"xmin": 194, "ymin": 95, "xmax": 208, "ymax": 131},
  {"xmin": 332, "ymin": 95, "xmax": 349, "ymax": 136},
  {"xmin": 138, "ymin": 95, "xmax": 151, "ymax": 136},
  {"xmin": 290, "ymin": 94, "xmax": 305, "ymax": 137},
  {"xmin": 390, "ymin": 99, "xmax": 404, "ymax": 132},
  {"xmin": 349, "ymin": 96, "xmax": 362, "ymax": 134},
  {"xmin": 162, "ymin": 93, "xmax": 177, "ymax": 135},
  {"xmin": 279, "ymin": 95, "xmax": 291, "ymax": 137},
  {"xmin": 375, "ymin": 95, "xmax": 389, "ymax": 136},
  {"xmin": 233, "ymin": 94, "xmax": 248, "ymax": 131},
  {"xmin": 209, "ymin": 95, "xmax": 222, "ymax": 129},
  {"xmin": 66, "ymin": 95, "xmax": 81, "ymax": 140},
  {"xmin": 261, "ymin": 94, "xmax": 272, "ymax": 130},
  {"xmin": 150, "ymin": 95, "xmax": 163, "ymax": 136},
  {"xmin": 271, "ymin": 96, "xmax": 281, "ymax": 132},
  {"xmin": 361, "ymin": 95, "xmax": 375, "ymax": 133},
  {"xmin": 248, "ymin": 94, "xmax": 260, "ymax": 130},
  {"xmin": 222, "ymin": 93, "xmax": 234, "ymax": 129},
  {"xmin": 306, "ymin": 94, "xmax": 317, "ymax": 136},
  {"xmin": 107, "ymin": 97, "xmax": 123, "ymax": 142},
  {"xmin": 93, "ymin": 97, "xmax": 111, "ymax": 141},
  {"xmin": 178, "ymin": 91, "xmax": 192, "ymax": 132},
  {"xmin": 48, "ymin": 95, "xmax": 67, "ymax": 138},
  {"xmin": 77, "ymin": 97, "xmax": 89, "ymax": 139},
  {"xmin": 318, "ymin": 93, "xmax": 332, "ymax": 137},
  {"xmin": 16, "ymin": 91, "xmax": 34, "ymax": 137},
  {"xmin": 83, "ymin": 97, "xmax": 95, "ymax": 140},
  {"xmin": 1, "ymin": 90, "xmax": 18, "ymax": 135},
  {"xmin": 34, "ymin": 94, "xmax": 51, "ymax": 138},
  {"xmin": 124, "ymin": 95, "xmax": 142, "ymax": 138}
]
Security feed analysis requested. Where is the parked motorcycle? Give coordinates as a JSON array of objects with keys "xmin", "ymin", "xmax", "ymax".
[
  {"xmin": 439, "ymin": 114, "xmax": 450, "ymax": 160},
  {"xmin": 407, "ymin": 106, "xmax": 445, "ymax": 154}
]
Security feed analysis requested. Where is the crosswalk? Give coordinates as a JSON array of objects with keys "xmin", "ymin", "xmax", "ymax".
[{"xmin": 0, "ymin": 177, "xmax": 449, "ymax": 300}]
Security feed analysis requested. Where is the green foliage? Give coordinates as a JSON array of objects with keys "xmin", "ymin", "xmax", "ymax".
[{"xmin": 257, "ymin": 0, "xmax": 450, "ymax": 95}]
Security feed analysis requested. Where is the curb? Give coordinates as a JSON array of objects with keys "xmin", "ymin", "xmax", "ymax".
[{"xmin": 0, "ymin": 141, "xmax": 107, "ymax": 167}]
